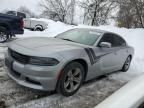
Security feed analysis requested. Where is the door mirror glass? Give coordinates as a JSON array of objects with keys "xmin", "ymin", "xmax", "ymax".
[{"xmin": 99, "ymin": 42, "xmax": 112, "ymax": 48}]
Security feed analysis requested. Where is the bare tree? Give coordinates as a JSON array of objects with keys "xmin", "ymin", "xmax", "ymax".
[
  {"xmin": 116, "ymin": 0, "xmax": 144, "ymax": 28},
  {"xmin": 79, "ymin": 0, "xmax": 116, "ymax": 26},
  {"xmin": 40, "ymin": 0, "xmax": 76, "ymax": 24},
  {"xmin": 131, "ymin": 0, "xmax": 144, "ymax": 28},
  {"xmin": 115, "ymin": 0, "xmax": 133, "ymax": 28}
]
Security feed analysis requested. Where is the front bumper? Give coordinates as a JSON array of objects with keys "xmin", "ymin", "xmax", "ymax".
[{"xmin": 4, "ymin": 52, "xmax": 61, "ymax": 91}]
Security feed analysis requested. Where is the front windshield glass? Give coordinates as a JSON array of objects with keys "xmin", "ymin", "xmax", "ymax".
[{"xmin": 56, "ymin": 29, "xmax": 101, "ymax": 46}]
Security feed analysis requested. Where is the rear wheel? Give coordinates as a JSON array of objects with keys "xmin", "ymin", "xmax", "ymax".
[
  {"xmin": 0, "ymin": 27, "xmax": 9, "ymax": 43},
  {"xmin": 34, "ymin": 25, "xmax": 43, "ymax": 31},
  {"xmin": 57, "ymin": 62, "xmax": 84, "ymax": 96},
  {"xmin": 122, "ymin": 56, "xmax": 131, "ymax": 72},
  {"xmin": 35, "ymin": 27, "xmax": 42, "ymax": 31}
]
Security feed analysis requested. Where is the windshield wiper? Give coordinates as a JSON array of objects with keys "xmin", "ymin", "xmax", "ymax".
[{"xmin": 61, "ymin": 38, "xmax": 76, "ymax": 42}]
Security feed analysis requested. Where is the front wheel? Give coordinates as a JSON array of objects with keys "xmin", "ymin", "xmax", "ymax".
[
  {"xmin": 0, "ymin": 27, "xmax": 9, "ymax": 43},
  {"xmin": 122, "ymin": 56, "xmax": 132, "ymax": 72},
  {"xmin": 57, "ymin": 62, "xmax": 84, "ymax": 96}
]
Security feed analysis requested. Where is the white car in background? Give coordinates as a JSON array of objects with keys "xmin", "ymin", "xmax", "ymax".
[
  {"xmin": 24, "ymin": 18, "xmax": 48, "ymax": 31},
  {"xmin": 6, "ymin": 11, "xmax": 48, "ymax": 31}
]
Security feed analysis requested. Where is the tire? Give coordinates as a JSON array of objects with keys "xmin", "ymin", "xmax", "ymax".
[
  {"xmin": 0, "ymin": 27, "xmax": 9, "ymax": 43},
  {"xmin": 121, "ymin": 56, "xmax": 132, "ymax": 72},
  {"xmin": 34, "ymin": 26, "xmax": 43, "ymax": 31},
  {"xmin": 57, "ymin": 62, "xmax": 84, "ymax": 96}
]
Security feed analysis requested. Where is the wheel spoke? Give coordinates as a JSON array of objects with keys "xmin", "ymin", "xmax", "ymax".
[
  {"xmin": 73, "ymin": 77, "xmax": 81, "ymax": 83},
  {"xmin": 64, "ymin": 66, "xmax": 82, "ymax": 93},
  {"xmin": 126, "ymin": 62, "xmax": 129, "ymax": 65},
  {"xmin": 64, "ymin": 81, "xmax": 70, "ymax": 88},
  {"xmin": 70, "ymin": 82, "xmax": 74, "ymax": 91},
  {"xmin": 73, "ymin": 68, "xmax": 80, "ymax": 76},
  {"xmin": 124, "ymin": 57, "xmax": 131, "ymax": 70}
]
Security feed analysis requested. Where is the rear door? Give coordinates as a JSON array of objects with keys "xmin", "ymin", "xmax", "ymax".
[{"xmin": 112, "ymin": 34, "xmax": 128, "ymax": 70}]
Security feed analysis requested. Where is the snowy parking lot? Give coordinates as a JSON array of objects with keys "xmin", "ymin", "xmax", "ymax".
[
  {"xmin": 0, "ymin": 41, "xmax": 125, "ymax": 108},
  {"xmin": 0, "ymin": 19, "xmax": 144, "ymax": 107}
]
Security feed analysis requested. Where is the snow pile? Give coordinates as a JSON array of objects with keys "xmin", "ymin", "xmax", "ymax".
[
  {"xmin": 18, "ymin": 19, "xmax": 144, "ymax": 82},
  {"xmin": 18, "ymin": 18, "xmax": 73, "ymax": 38}
]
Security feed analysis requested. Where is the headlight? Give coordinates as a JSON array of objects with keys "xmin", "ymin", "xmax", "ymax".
[{"xmin": 29, "ymin": 57, "xmax": 59, "ymax": 66}]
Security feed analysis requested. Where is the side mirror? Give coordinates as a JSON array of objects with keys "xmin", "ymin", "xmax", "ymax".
[{"xmin": 99, "ymin": 42, "xmax": 112, "ymax": 48}]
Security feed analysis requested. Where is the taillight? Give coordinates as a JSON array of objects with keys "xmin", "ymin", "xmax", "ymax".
[{"xmin": 20, "ymin": 19, "xmax": 24, "ymax": 29}]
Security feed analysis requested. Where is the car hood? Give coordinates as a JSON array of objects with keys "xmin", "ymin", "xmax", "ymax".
[{"xmin": 9, "ymin": 37, "xmax": 87, "ymax": 54}]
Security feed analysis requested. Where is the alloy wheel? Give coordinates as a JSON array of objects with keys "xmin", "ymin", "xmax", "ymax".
[
  {"xmin": 124, "ymin": 57, "xmax": 131, "ymax": 70},
  {"xmin": 64, "ymin": 68, "xmax": 82, "ymax": 93}
]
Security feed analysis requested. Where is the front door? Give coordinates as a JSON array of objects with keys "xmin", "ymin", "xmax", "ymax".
[{"xmin": 84, "ymin": 46, "xmax": 118, "ymax": 79}]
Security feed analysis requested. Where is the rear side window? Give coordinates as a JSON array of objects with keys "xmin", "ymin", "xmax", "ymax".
[
  {"xmin": 99, "ymin": 33, "xmax": 126, "ymax": 47},
  {"xmin": 113, "ymin": 34, "xmax": 126, "ymax": 47}
]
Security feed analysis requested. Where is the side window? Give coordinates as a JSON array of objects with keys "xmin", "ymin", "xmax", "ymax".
[
  {"xmin": 113, "ymin": 34, "xmax": 126, "ymax": 47},
  {"xmin": 98, "ymin": 33, "xmax": 126, "ymax": 47},
  {"xmin": 17, "ymin": 12, "xmax": 26, "ymax": 18},
  {"xmin": 98, "ymin": 33, "xmax": 115, "ymax": 47}
]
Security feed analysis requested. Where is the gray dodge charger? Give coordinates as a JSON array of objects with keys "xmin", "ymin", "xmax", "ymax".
[{"xmin": 5, "ymin": 28, "xmax": 134, "ymax": 96}]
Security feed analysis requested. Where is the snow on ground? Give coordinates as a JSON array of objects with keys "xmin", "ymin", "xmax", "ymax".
[
  {"xmin": 15, "ymin": 77, "xmax": 124, "ymax": 108},
  {"xmin": 0, "ymin": 19, "xmax": 144, "ymax": 107}
]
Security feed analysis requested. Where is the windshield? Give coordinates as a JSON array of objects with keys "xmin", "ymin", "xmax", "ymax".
[{"xmin": 56, "ymin": 29, "xmax": 101, "ymax": 46}]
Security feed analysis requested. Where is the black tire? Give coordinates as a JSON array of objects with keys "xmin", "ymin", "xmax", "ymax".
[
  {"xmin": 0, "ymin": 26, "xmax": 9, "ymax": 43},
  {"xmin": 122, "ymin": 56, "xmax": 132, "ymax": 72},
  {"xmin": 57, "ymin": 62, "xmax": 84, "ymax": 96},
  {"xmin": 34, "ymin": 26, "xmax": 43, "ymax": 31},
  {"xmin": 30, "ymin": 29, "xmax": 34, "ymax": 31}
]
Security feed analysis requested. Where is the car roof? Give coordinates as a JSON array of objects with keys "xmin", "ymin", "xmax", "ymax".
[{"xmin": 74, "ymin": 28, "xmax": 124, "ymax": 38}]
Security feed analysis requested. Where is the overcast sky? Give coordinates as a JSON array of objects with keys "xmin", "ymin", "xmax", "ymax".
[{"xmin": 0, "ymin": 0, "xmax": 41, "ymax": 14}]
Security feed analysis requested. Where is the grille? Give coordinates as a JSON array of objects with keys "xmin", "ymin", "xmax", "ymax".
[
  {"xmin": 26, "ymin": 77, "xmax": 41, "ymax": 85},
  {"xmin": 12, "ymin": 69, "xmax": 21, "ymax": 78},
  {"xmin": 9, "ymin": 49, "xmax": 30, "ymax": 64}
]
